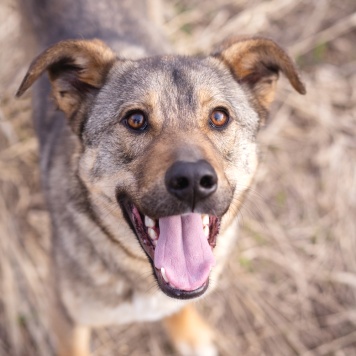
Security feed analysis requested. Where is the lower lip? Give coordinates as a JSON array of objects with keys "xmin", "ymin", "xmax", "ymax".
[{"xmin": 155, "ymin": 268, "xmax": 209, "ymax": 300}]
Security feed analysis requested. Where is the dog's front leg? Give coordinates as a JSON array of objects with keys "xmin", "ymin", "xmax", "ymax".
[
  {"xmin": 164, "ymin": 304, "xmax": 217, "ymax": 356},
  {"xmin": 53, "ymin": 317, "xmax": 91, "ymax": 356},
  {"xmin": 50, "ymin": 292, "xmax": 91, "ymax": 356},
  {"xmin": 57, "ymin": 325, "xmax": 91, "ymax": 356}
]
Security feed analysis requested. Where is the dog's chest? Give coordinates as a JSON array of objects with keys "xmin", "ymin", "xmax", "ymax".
[
  {"xmin": 67, "ymin": 289, "xmax": 188, "ymax": 327},
  {"xmin": 117, "ymin": 292, "xmax": 188, "ymax": 323}
]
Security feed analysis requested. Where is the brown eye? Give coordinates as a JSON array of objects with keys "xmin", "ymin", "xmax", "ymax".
[
  {"xmin": 125, "ymin": 111, "xmax": 148, "ymax": 131},
  {"xmin": 210, "ymin": 109, "xmax": 229, "ymax": 128}
]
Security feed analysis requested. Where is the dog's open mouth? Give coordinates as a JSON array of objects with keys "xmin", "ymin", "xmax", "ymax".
[{"xmin": 125, "ymin": 202, "xmax": 220, "ymax": 299}]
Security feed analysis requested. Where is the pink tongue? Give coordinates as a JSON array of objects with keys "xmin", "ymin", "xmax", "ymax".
[{"xmin": 154, "ymin": 213, "xmax": 215, "ymax": 291}]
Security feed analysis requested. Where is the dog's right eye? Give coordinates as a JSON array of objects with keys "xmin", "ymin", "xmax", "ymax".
[
  {"xmin": 209, "ymin": 108, "xmax": 229, "ymax": 129},
  {"xmin": 124, "ymin": 111, "xmax": 148, "ymax": 131}
]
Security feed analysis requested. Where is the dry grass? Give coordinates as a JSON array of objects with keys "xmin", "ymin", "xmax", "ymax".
[{"xmin": 1, "ymin": 0, "xmax": 356, "ymax": 355}]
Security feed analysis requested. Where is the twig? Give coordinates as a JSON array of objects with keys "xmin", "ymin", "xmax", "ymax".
[
  {"xmin": 291, "ymin": 12, "xmax": 356, "ymax": 56},
  {"xmin": 302, "ymin": 330, "xmax": 356, "ymax": 356}
]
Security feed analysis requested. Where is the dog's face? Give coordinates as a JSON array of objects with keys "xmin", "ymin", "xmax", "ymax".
[
  {"xmin": 17, "ymin": 37, "xmax": 305, "ymax": 299},
  {"xmin": 81, "ymin": 56, "xmax": 261, "ymax": 298}
]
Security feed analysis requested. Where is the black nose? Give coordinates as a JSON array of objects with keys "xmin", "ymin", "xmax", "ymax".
[{"xmin": 165, "ymin": 160, "xmax": 218, "ymax": 206}]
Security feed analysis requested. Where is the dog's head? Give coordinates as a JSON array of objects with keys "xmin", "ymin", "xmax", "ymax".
[{"xmin": 17, "ymin": 37, "xmax": 305, "ymax": 299}]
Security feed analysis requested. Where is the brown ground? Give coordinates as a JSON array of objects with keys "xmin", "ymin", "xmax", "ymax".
[{"xmin": 1, "ymin": 0, "xmax": 356, "ymax": 355}]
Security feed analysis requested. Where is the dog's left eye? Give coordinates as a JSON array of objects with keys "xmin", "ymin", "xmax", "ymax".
[
  {"xmin": 209, "ymin": 109, "xmax": 229, "ymax": 129},
  {"xmin": 124, "ymin": 111, "xmax": 148, "ymax": 131}
]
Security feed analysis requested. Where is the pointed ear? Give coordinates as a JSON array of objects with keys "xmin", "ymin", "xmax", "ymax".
[
  {"xmin": 212, "ymin": 36, "xmax": 306, "ymax": 120},
  {"xmin": 16, "ymin": 39, "xmax": 117, "ymax": 119}
]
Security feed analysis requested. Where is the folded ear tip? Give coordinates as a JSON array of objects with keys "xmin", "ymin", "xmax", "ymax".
[
  {"xmin": 15, "ymin": 76, "xmax": 30, "ymax": 98},
  {"xmin": 295, "ymin": 80, "xmax": 306, "ymax": 95},
  {"xmin": 15, "ymin": 86, "xmax": 25, "ymax": 98},
  {"xmin": 15, "ymin": 85, "xmax": 25, "ymax": 98}
]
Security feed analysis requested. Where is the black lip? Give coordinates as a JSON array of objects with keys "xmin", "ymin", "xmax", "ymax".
[
  {"xmin": 154, "ymin": 267, "xmax": 209, "ymax": 299},
  {"xmin": 117, "ymin": 194, "xmax": 135, "ymax": 231},
  {"xmin": 117, "ymin": 194, "xmax": 156, "ymax": 259},
  {"xmin": 116, "ymin": 193, "xmax": 216, "ymax": 300}
]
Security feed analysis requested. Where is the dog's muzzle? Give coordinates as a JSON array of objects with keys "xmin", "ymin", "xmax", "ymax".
[{"xmin": 118, "ymin": 159, "xmax": 223, "ymax": 299}]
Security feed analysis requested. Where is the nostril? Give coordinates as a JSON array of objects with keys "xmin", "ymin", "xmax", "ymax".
[
  {"xmin": 200, "ymin": 175, "xmax": 216, "ymax": 189},
  {"xmin": 165, "ymin": 160, "xmax": 217, "ymax": 204},
  {"xmin": 171, "ymin": 176, "xmax": 190, "ymax": 190}
]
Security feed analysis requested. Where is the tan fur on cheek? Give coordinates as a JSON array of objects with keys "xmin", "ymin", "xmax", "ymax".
[
  {"xmin": 78, "ymin": 148, "xmax": 99, "ymax": 184},
  {"xmin": 78, "ymin": 148, "xmax": 134, "ymax": 201},
  {"xmin": 77, "ymin": 150, "xmax": 147, "ymax": 259},
  {"xmin": 222, "ymin": 143, "xmax": 259, "ymax": 230}
]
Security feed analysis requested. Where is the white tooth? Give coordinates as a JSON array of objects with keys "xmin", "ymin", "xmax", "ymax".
[
  {"xmin": 145, "ymin": 216, "xmax": 155, "ymax": 228},
  {"xmin": 148, "ymin": 227, "xmax": 158, "ymax": 240},
  {"xmin": 204, "ymin": 225, "xmax": 210, "ymax": 238},
  {"xmin": 152, "ymin": 239, "xmax": 157, "ymax": 246},
  {"xmin": 202, "ymin": 214, "xmax": 209, "ymax": 226},
  {"xmin": 161, "ymin": 268, "xmax": 169, "ymax": 283}
]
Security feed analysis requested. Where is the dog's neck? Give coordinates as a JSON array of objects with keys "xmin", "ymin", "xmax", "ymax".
[{"xmin": 23, "ymin": 0, "xmax": 171, "ymax": 57}]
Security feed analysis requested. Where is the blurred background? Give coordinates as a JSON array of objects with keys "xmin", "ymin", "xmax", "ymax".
[{"xmin": 0, "ymin": 0, "xmax": 356, "ymax": 355}]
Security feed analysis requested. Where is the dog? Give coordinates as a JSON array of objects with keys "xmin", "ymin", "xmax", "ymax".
[{"xmin": 16, "ymin": 0, "xmax": 306, "ymax": 355}]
